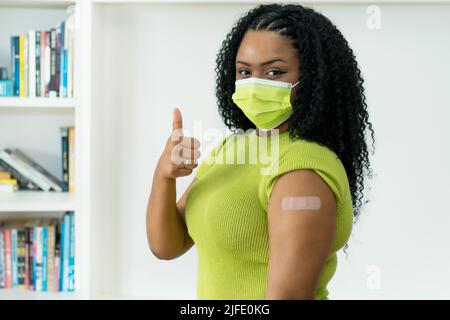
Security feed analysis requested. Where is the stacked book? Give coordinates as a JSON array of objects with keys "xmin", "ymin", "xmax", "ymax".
[
  {"xmin": 0, "ymin": 212, "xmax": 75, "ymax": 292},
  {"xmin": 0, "ymin": 126, "xmax": 75, "ymax": 192},
  {"xmin": 0, "ymin": 12, "xmax": 75, "ymax": 98}
]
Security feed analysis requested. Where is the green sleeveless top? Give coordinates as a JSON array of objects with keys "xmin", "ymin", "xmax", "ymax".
[{"xmin": 185, "ymin": 129, "xmax": 353, "ymax": 300}]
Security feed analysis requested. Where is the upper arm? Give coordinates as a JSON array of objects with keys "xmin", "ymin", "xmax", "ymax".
[
  {"xmin": 176, "ymin": 177, "xmax": 197, "ymax": 251},
  {"xmin": 265, "ymin": 169, "xmax": 337, "ymax": 300}
]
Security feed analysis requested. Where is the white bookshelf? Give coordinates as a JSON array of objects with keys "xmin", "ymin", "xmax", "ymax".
[
  {"xmin": 0, "ymin": 191, "xmax": 75, "ymax": 212},
  {"xmin": 0, "ymin": 0, "xmax": 85, "ymax": 300},
  {"xmin": 0, "ymin": 97, "xmax": 75, "ymax": 108}
]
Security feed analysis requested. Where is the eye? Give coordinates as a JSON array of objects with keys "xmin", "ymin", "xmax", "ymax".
[
  {"xmin": 238, "ymin": 69, "xmax": 250, "ymax": 76},
  {"xmin": 266, "ymin": 70, "xmax": 285, "ymax": 76}
]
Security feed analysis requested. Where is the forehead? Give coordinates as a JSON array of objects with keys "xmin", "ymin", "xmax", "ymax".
[{"xmin": 236, "ymin": 30, "xmax": 298, "ymax": 62}]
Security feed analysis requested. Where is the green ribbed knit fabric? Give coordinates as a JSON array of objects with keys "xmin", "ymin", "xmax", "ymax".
[{"xmin": 184, "ymin": 129, "xmax": 353, "ymax": 300}]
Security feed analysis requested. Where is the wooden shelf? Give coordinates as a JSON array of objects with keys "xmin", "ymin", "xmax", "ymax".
[
  {"xmin": 0, "ymin": 191, "xmax": 75, "ymax": 212},
  {"xmin": 0, "ymin": 289, "xmax": 79, "ymax": 300},
  {"xmin": 0, "ymin": 97, "xmax": 75, "ymax": 109}
]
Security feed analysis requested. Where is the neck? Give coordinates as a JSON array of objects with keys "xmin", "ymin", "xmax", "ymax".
[{"xmin": 256, "ymin": 121, "xmax": 289, "ymax": 137}]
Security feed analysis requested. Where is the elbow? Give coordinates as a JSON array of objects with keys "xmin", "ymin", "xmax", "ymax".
[{"xmin": 147, "ymin": 238, "xmax": 180, "ymax": 260}]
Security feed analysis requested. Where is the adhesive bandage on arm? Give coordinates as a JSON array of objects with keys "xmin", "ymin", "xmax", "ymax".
[{"xmin": 281, "ymin": 196, "xmax": 322, "ymax": 211}]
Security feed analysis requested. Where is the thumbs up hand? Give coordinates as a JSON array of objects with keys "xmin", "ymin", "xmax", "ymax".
[{"xmin": 156, "ymin": 107, "xmax": 201, "ymax": 180}]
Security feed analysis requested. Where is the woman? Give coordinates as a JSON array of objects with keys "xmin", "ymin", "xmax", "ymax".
[{"xmin": 146, "ymin": 3, "xmax": 374, "ymax": 300}]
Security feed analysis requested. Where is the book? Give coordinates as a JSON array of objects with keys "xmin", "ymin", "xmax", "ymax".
[
  {"xmin": 28, "ymin": 30, "xmax": 36, "ymax": 98},
  {"xmin": 36, "ymin": 31, "xmax": 41, "ymax": 97},
  {"xmin": 10, "ymin": 148, "xmax": 63, "ymax": 192},
  {"xmin": 34, "ymin": 224, "xmax": 43, "ymax": 291},
  {"xmin": 68, "ymin": 212, "xmax": 75, "ymax": 291},
  {"xmin": 19, "ymin": 35, "xmax": 25, "ymax": 97},
  {"xmin": 10, "ymin": 36, "xmax": 20, "ymax": 96},
  {"xmin": 0, "ymin": 171, "xmax": 11, "ymax": 179},
  {"xmin": 17, "ymin": 229, "xmax": 26, "ymax": 289},
  {"xmin": 45, "ymin": 31, "xmax": 51, "ymax": 97},
  {"xmin": 0, "ymin": 80, "xmax": 13, "ymax": 96},
  {"xmin": 49, "ymin": 28, "xmax": 56, "ymax": 98},
  {"xmin": 61, "ymin": 213, "xmax": 70, "ymax": 291},
  {"xmin": 0, "ymin": 158, "xmax": 40, "ymax": 191},
  {"xmin": 0, "ymin": 227, "xmax": 5, "ymax": 288},
  {"xmin": 0, "ymin": 149, "xmax": 52, "ymax": 191},
  {"xmin": 61, "ymin": 127, "xmax": 69, "ymax": 191},
  {"xmin": 4, "ymin": 228, "xmax": 12, "ymax": 288},
  {"xmin": 68, "ymin": 128, "xmax": 75, "ymax": 192}
]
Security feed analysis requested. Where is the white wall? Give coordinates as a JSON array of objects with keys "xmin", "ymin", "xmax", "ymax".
[{"xmin": 90, "ymin": 3, "xmax": 450, "ymax": 299}]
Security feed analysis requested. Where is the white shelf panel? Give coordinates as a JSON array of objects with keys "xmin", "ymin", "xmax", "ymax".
[
  {"xmin": 0, "ymin": 191, "xmax": 75, "ymax": 212},
  {"xmin": 0, "ymin": 98, "xmax": 75, "ymax": 109},
  {"xmin": 0, "ymin": 289, "xmax": 79, "ymax": 300},
  {"xmin": 0, "ymin": 0, "xmax": 75, "ymax": 9}
]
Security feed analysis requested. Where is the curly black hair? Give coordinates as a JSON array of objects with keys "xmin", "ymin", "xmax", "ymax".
[{"xmin": 214, "ymin": 3, "xmax": 375, "ymax": 221}]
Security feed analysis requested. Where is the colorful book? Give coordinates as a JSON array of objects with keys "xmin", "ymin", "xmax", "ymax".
[
  {"xmin": 0, "ymin": 228, "xmax": 5, "ymax": 288},
  {"xmin": 68, "ymin": 212, "xmax": 75, "ymax": 291},
  {"xmin": 10, "ymin": 36, "xmax": 20, "ymax": 96},
  {"xmin": 68, "ymin": 127, "xmax": 75, "ymax": 192},
  {"xmin": 61, "ymin": 127, "xmax": 69, "ymax": 191}
]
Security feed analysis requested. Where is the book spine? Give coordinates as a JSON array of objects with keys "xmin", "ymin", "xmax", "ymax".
[
  {"xmin": 68, "ymin": 212, "xmax": 75, "ymax": 291},
  {"xmin": 45, "ymin": 31, "xmax": 51, "ymax": 97},
  {"xmin": 35, "ymin": 226, "xmax": 43, "ymax": 292},
  {"xmin": 28, "ymin": 30, "xmax": 36, "ymax": 98},
  {"xmin": 61, "ymin": 127, "xmax": 69, "ymax": 192},
  {"xmin": 4, "ymin": 229, "xmax": 12, "ymax": 289},
  {"xmin": 62, "ymin": 214, "xmax": 70, "ymax": 291},
  {"xmin": 49, "ymin": 28, "xmax": 56, "ymax": 97},
  {"xmin": 11, "ymin": 36, "xmax": 19, "ymax": 96},
  {"xmin": 40, "ymin": 31, "xmax": 46, "ymax": 97},
  {"xmin": 19, "ymin": 35, "xmax": 25, "ymax": 97},
  {"xmin": 11, "ymin": 229, "xmax": 18, "ymax": 288},
  {"xmin": 54, "ymin": 222, "xmax": 60, "ymax": 291},
  {"xmin": 56, "ymin": 24, "xmax": 61, "ymax": 97},
  {"xmin": 24, "ymin": 228, "xmax": 30, "ymax": 290},
  {"xmin": 59, "ymin": 220, "xmax": 64, "ymax": 291},
  {"xmin": 42, "ymin": 226, "xmax": 48, "ymax": 292},
  {"xmin": 29, "ymin": 227, "xmax": 35, "ymax": 290},
  {"xmin": 60, "ymin": 21, "xmax": 66, "ymax": 97},
  {"xmin": 36, "ymin": 31, "xmax": 41, "ymax": 97},
  {"xmin": 0, "ymin": 230, "xmax": 5, "ymax": 288},
  {"xmin": 47, "ymin": 223, "xmax": 55, "ymax": 292},
  {"xmin": 24, "ymin": 34, "xmax": 29, "ymax": 97},
  {"xmin": 68, "ymin": 127, "xmax": 75, "ymax": 192},
  {"xmin": 17, "ymin": 230, "xmax": 26, "ymax": 289}
]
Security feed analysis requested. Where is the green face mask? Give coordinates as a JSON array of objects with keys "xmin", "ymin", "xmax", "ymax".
[{"xmin": 231, "ymin": 77, "xmax": 301, "ymax": 130}]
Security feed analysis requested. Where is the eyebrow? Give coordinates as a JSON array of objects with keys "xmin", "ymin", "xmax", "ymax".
[{"xmin": 236, "ymin": 58, "xmax": 288, "ymax": 66}]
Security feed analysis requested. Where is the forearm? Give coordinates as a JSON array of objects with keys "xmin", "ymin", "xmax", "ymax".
[{"xmin": 146, "ymin": 168, "xmax": 187, "ymax": 260}]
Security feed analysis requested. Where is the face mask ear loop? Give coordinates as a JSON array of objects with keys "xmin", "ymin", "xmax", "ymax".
[{"xmin": 291, "ymin": 79, "xmax": 301, "ymax": 89}]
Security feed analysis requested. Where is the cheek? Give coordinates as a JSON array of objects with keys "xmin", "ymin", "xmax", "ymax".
[{"xmin": 290, "ymin": 87, "xmax": 298, "ymax": 104}]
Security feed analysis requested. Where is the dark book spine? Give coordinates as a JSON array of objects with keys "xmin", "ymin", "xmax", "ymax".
[
  {"xmin": 11, "ymin": 36, "xmax": 20, "ymax": 96},
  {"xmin": 61, "ymin": 128, "xmax": 69, "ymax": 192},
  {"xmin": 17, "ymin": 230, "xmax": 26, "ymax": 288},
  {"xmin": 55, "ymin": 25, "xmax": 61, "ymax": 97},
  {"xmin": 49, "ymin": 28, "xmax": 56, "ymax": 96},
  {"xmin": 29, "ymin": 227, "xmax": 34, "ymax": 291},
  {"xmin": 0, "ymin": 158, "xmax": 40, "ymax": 190},
  {"xmin": 35, "ymin": 31, "xmax": 41, "ymax": 97}
]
